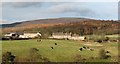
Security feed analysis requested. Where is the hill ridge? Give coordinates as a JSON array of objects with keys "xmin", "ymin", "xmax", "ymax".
[{"xmin": 1, "ymin": 18, "xmax": 120, "ymax": 35}]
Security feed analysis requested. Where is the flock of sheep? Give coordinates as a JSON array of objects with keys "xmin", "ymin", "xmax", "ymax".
[
  {"xmin": 36, "ymin": 39, "xmax": 95, "ymax": 52},
  {"xmin": 79, "ymin": 46, "xmax": 94, "ymax": 51},
  {"xmin": 36, "ymin": 39, "xmax": 111, "ymax": 59}
]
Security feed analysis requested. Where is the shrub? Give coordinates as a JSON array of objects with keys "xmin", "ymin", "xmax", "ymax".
[
  {"xmin": 28, "ymin": 48, "xmax": 50, "ymax": 62},
  {"xmin": 89, "ymin": 57, "xmax": 94, "ymax": 59},
  {"xmin": 73, "ymin": 54, "xmax": 87, "ymax": 62},
  {"xmin": 29, "ymin": 48, "xmax": 41, "ymax": 61},
  {"xmin": 2, "ymin": 51, "xmax": 15, "ymax": 64},
  {"xmin": 103, "ymin": 37, "xmax": 109, "ymax": 41},
  {"xmin": 74, "ymin": 54, "xmax": 82, "ymax": 62},
  {"xmin": 99, "ymin": 49, "xmax": 106, "ymax": 59},
  {"xmin": 99, "ymin": 49, "xmax": 110, "ymax": 59}
]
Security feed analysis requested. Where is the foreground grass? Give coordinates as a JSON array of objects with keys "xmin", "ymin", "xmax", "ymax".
[{"xmin": 2, "ymin": 39, "xmax": 118, "ymax": 62}]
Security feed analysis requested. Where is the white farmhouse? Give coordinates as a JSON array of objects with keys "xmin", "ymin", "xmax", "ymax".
[
  {"xmin": 19, "ymin": 32, "xmax": 41, "ymax": 38},
  {"xmin": 49, "ymin": 32, "xmax": 86, "ymax": 41},
  {"xmin": 5, "ymin": 33, "xmax": 17, "ymax": 37},
  {"xmin": 51, "ymin": 32, "xmax": 71, "ymax": 39},
  {"xmin": 4, "ymin": 32, "xmax": 42, "ymax": 39}
]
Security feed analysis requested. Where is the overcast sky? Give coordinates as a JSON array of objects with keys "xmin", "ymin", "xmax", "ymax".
[{"xmin": 1, "ymin": 2, "xmax": 118, "ymax": 24}]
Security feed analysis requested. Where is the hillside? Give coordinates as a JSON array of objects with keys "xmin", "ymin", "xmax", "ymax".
[
  {"xmin": 1, "ymin": 18, "xmax": 90, "ymax": 28},
  {"xmin": 1, "ymin": 22, "xmax": 23, "ymax": 28},
  {"xmin": 1, "ymin": 18, "xmax": 120, "ymax": 36}
]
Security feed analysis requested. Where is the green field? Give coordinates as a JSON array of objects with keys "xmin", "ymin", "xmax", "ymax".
[{"xmin": 1, "ymin": 39, "xmax": 118, "ymax": 62}]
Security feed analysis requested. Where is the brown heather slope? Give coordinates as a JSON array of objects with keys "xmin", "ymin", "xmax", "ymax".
[
  {"xmin": 2, "ymin": 18, "xmax": 91, "ymax": 33},
  {"xmin": 2, "ymin": 18, "xmax": 90, "ymax": 28},
  {"xmin": 2, "ymin": 23, "xmax": 65, "ymax": 32},
  {"xmin": 1, "ymin": 18, "xmax": 120, "ymax": 35}
]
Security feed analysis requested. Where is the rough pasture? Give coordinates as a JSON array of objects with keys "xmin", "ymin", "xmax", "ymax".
[{"xmin": 2, "ymin": 39, "xmax": 118, "ymax": 62}]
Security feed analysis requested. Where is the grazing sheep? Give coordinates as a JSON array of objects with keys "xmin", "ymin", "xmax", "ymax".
[
  {"xmin": 79, "ymin": 48, "xmax": 83, "ymax": 51},
  {"xmin": 90, "ymin": 48, "xmax": 94, "ymax": 51},
  {"xmin": 37, "ymin": 39, "xmax": 41, "ymax": 42},
  {"xmin": 87, "ymin": 46, "xmax": 89, "ymax": 49},
  {"xmin": 51, "ymin": 47, "xmax": 54, "ymax": 49},
  {"xmin": 55, "ymin": 43, "xmax": 57, "ymax": 45},
  {"xmin": 106, "ymin": 51, "xmax": 110, "ymax": 53},
  {"xmin": 83, "ymin": 46, "xmax": 86, "ymax": 49}
]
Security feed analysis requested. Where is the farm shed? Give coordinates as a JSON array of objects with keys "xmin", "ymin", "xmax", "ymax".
[
  {"xmin": 69, "ymin": 36, "xmax": 86, "ymax": 40},
  {"xmin": 51, "ymin": 32, "xmax": 71, "ymax": 39},
  {"xmin": 49, "ymin": 32, "xmax": 86, "ymax": 40}
]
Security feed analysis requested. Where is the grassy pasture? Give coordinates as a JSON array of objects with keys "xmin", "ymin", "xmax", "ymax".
[{"xmin": 1, "ymin": 39, "xmax": 118, "ymax": 62}]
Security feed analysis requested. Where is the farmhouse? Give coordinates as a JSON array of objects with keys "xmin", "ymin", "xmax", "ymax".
[
  {"xmin": 49, "ymin": 32, "xmax": 86, "ymax": 40},
  {"xmin": 4, "ymin": 32, "xmax": 42, "ymax": 39},
  {"xmin": 51, "ymin": 32, "xmax": 72, "ymax": 39},
  {"xmin": 4, "ymin": 32, "xmax": 23, "ymax": 37},
  {"xmin": 69, "ymin": 34, "xmax": 86, "ymax": 40},
  {"xmin": 19, "ymin": 32, "xmax": 41, "ymax": 38}
]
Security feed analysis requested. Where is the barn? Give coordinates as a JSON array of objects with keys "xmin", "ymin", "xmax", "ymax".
[
  {"xmin": 51, "ymin": 32, "xmax": 71, "ymax": 39},
  {"xmin": 69, "ymin": 36, "xmax": 86, "ymax": 41},
  {"xmin": 49, "ymin": 32, "xmax": 86, "ymax": 40}
]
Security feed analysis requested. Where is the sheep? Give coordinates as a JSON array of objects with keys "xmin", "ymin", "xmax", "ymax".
[
  {"xmin": 87, "ymin": 46, "xmax": 89, "ymax": 49},
  {"xmin": 37, "ymin": 39, "xmax": 41, "ymax": 42},
  {"xmin": 90, "ymin": 48, "xmax": 94, "ymax": 51},
  {"xmin": 106, "ymin": 51, "xmax": 110, "ymax": 53},
  {"xmin": 51, "ymin": 47, "xmax": 54, "ymax": 49},
  {"xmin": 55, "ymin": 43, "xmax": 57, "ymax": 45},
  {"xmin": 79, "ymin": 48, "xmax": 83, "ymax": 51},
  {"xmin": 83, "ymin": 46, "xmax": 86, "ymax": 49}
]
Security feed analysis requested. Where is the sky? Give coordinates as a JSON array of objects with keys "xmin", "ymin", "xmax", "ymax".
[{"xmin": 0, "ymin": 2, "xmax": 119, "ymax": 24}]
